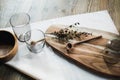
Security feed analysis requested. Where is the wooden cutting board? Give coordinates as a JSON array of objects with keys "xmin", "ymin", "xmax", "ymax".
[{"xmin": 45, "ymin": 25, "xmax": 120, "ymax": 77}]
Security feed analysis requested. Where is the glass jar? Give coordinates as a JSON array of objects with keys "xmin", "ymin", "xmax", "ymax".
[{"xmin": 103, "ymin": 39, "xmax": 120, "ymax": 64}]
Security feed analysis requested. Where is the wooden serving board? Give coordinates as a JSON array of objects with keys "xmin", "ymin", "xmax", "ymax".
[{"xmin": 45, "ymin": 25, "xmax": 120, "ymax": 77}]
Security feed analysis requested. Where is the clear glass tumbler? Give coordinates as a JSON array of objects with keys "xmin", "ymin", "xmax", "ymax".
[
  {"xmin": 24, "ymin": 29, "xmax": 45, "ymax": 53},
  {"xmin": 10, "ymin": 13, "xmax": 31, "ymax": 42}
]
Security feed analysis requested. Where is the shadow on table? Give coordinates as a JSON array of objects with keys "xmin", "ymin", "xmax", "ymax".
[{"xmin": 0, "ymin": 62, "xmax": 35, "ymax": 80}]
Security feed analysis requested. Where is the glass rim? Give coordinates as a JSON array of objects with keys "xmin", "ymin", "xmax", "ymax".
[{"xmin": 9, "ymin": 13, "xmax": 30, "ymax": 27}]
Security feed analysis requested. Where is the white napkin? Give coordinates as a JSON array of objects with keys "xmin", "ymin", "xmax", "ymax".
[{"xmin": 6, "ymin": 10, "xmax": 119, "ymax": 80}]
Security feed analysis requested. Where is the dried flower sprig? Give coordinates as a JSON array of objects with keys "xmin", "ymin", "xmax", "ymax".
[{"xmin": 50, "ymin": 22, "xmax": 92, "ymax": 42}]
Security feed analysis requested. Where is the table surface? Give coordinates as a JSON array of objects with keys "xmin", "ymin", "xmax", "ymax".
[{"xmin": 0, "ymin": 0, "xmax": 120, "ymax": 80}]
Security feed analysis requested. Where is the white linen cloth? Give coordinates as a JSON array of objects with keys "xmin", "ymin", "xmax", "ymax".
[{"xmin": 4, "ymin": 10, "xmax": 119, "ymax": 80}]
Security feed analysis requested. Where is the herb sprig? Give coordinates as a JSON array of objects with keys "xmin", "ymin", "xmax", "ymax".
[{"xmin": 50, "ymin": 22, "xmax": 92, "ymax": 42}]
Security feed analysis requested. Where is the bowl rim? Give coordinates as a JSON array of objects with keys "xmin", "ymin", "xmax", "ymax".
[{"xmin": 0, "ymin": 30, "xmax": 17, "ymax": 58}]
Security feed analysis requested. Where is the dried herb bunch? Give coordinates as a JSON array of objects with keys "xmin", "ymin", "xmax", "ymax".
[{"xmin": 50, "ymin": 22, "xmax": 92, "ymax": 42}]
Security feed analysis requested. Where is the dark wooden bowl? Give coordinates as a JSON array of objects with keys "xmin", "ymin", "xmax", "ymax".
[{"xmin": 0, "ymin": 30, "xmax": 18, "ymax": 62}]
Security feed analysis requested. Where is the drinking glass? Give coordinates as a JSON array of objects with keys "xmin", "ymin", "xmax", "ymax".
[
  {"xmin": 10, "ymin": 13, "xmax": 31, "ymax": 42},
  {"xmin": 24, "ymin": 29, "xmax": 45, "ymax": 53}
]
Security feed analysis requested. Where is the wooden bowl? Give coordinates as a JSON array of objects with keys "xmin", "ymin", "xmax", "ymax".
[{"xmin": 0, "ymin": 30, "xmax": 18, "ymax": 62}]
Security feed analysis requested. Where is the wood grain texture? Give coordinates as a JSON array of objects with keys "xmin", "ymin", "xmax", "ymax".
[
  {"xmin": 45, "ymin": 25, "xmax": 120, "ymax": 77},
  {"xmin": 0, "ymin": 0, "xmax": 120, "ymax": 80}
]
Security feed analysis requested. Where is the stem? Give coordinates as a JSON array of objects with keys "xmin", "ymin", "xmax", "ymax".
[{"xmin": 74, "ymin": 35, "xmax": 102, "ymax": 45}]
